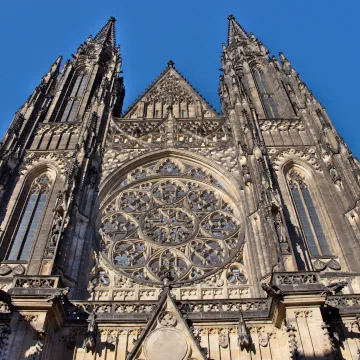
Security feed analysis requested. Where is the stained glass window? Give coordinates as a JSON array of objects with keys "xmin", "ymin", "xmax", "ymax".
[
  {"xmin": 7, "ymin": 174, "xmax": 51, "ymax": 261},
  {"xmin": 253, "ymin": 68, "xmax": 280, "ymax": 119},
  {"xmin": 287, "ymin": 169, "xmax": 330, "ymax": 256},
  {"xmin": 60, "ymin": 71, "xmax": 89, "ymax": 122},
  {"xmin": 99, "ymin": 158, "xmax": 244, "ymax": 285}
]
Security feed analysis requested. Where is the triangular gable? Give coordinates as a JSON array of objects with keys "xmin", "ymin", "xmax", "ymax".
[
  {"xmin": 122, "ymin": 64, "xmax": 219, "ymax": 119},
  {"xmin": 127, "ymin": 288, "xmax": 206, "ymax": 360}
]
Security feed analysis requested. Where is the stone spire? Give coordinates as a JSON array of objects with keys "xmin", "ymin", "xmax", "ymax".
[
  {"xmin": 93, "ymin": 16, "xmax": 117, "ymax": 48},
  {"xmin": 227, "ymin": 14, "xmax": 248, "ymax": 44},
  {"xmin": 42, "ymin": 55, "xmax": 62, "ymax": 83}
]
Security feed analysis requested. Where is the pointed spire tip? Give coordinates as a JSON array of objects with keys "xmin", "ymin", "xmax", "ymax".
[
  {"xmin": 227, "ymin": 13, "xmax": 248, "ymax": 44},
  {"xmin": 93, "ymin": 16, "xmax": 117, "ymax": 48}
]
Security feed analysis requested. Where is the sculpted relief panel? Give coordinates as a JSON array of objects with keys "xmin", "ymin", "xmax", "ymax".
[{"xmin": 99, "ymin": 158, "xmax": 244, "ymax": 286}]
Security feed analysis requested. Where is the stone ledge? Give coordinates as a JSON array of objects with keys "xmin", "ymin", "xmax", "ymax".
[
  {"xmin": 11, "ymin": 275, "xmax": 60, "ymax": 289},
  {"xmin": 271, "ymin": 271, "xmax": 324, "ymax": 294},
  {"xmin": 325, "ymin": 294, "xmax": 360, "ymax": 315}
]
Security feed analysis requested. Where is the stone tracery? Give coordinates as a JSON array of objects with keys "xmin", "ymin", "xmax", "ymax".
[{"xmin": 99, "ymin": 158, "xmax": 243, "ymax": 284}]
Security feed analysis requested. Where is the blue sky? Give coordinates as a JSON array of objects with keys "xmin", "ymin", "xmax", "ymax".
[{"xmin": 1, "ymin": 0, "xmax": 359, "ymax": 156}]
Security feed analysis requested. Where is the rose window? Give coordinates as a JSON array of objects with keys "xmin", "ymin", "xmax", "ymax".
[
  {"xmin": 143, "ymin": 207, "xmax": 196, "ymax": 245},
  {"xmin": 99, "ymin": 164, "xmax": 243, "ymax": 284}
]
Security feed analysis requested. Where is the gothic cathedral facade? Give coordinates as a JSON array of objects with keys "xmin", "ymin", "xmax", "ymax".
[{"xmin": 0, "ymin": 15, "xmax": 359, "ymax": 359}]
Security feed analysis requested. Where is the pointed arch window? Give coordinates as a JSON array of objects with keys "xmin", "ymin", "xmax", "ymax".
[
  {"xmin": 287, "ymin": 169, "xmax": 330, "ymax": 256},
  {"xmin": 60, "ymin": 71, "xmax": 89, "ymax": 123},
  {"xmin": 7, "ymin": 174, "xmax": 52, "ymax": 261},
  {"xmin": 253, "ymin": 68, "xmax": 280, "ymax": 119}
]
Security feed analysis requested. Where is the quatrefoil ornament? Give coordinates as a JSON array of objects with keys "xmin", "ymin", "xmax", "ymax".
[{"xmin": 158, "ymin": 311, "xmax": 177, "ymax": 327}]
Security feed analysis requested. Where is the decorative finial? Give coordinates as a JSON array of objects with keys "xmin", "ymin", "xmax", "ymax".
[
  {"xmin": 160, "ymin": 271, "xmax": 174, "ymax": 287},
  {"xmin": 228, "ymin": 14, "xmax": 235, "ymax": 20},
  {"xmin": 109, "ymin": 16, "xmax": 116, "ymax": 22},
  {"xmin": 167, "ymin": 60, "xmax": 174, "ymax": 68}
]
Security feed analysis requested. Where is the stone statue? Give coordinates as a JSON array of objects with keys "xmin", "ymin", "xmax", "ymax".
[{"xmin": 83, "ymin": 312, "xmax": 97, "ymax": 353}]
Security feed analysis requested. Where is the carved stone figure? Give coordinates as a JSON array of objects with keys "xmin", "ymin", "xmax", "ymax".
[
  {"xmin": 83, "ymin": 312, "xmax": 97, "ymax": 353},
  {"xmin": 219, "ymin": 333, "xmax": 229, "ymax": 348},
  {"xmin": 321, "ymin": 281, "xmax": 348, "ymax": 296},
  {"xmin": 261, "ymin": 283, "xmax": 283, "ymax": 298}
]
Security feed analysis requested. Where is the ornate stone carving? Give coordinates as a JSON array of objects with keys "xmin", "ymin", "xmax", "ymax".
[
  {"xmin": 0, "ymin": 301, "xmax": 11, "ymax": 315},
  {"xmin": 99, "ymin": 167, "xmax": 243, "ymax": 284},
  {"xmin": 35, "ymin": 122, "xmax": 81, "ymax": 136},
  {"xmin": 12, "ymin": 264, "xmax": 25, "ymax": 275},
  {"xmin": 259, "ymin": 119, "xmax": 305, "ymax": 132},
  {"xmin": 325, "ymin": 294, "xmax": 360, "ymax": 308},
  {"xmin": 313, "ymin": 259, "xmax": 327, "ymax": 271},
  {"xmin": 218, "ymin": 332, "xmax": 229, "ymax": 348},
  {"xmin": 321, "ymin": 281, "xmax": 348, "ymax": 296},
  {"xmin": 269, "ymin": 147, "xmax": 322, "ymax": 172},
  {"xmin": 8, "ymin": 113, "xmax": 25, "ymax": 136},
  {"xmin": 90, "ymin": 267, "xmax": 110, "ymax": 288},
  {"xmin": 294, "ymin": 310, "xmax": 312, "ymax": 318},
  {"xmin": 258, "ymin": 330, "xmax": 269, "ymax": 347},
  {"xmin": 14, "ymin": 276, "xmax": 58, "ymax": 288},
  {"xmin": 146, "ymin": 73, "xmax": 194, "ymax": 104},
  {"xmin": 83, "ymin": 312, "xmax": 97, "ymax": 354},
  {"xmin": 0, "ymin": 265, "xmax": 11, "ymax": 276},
  {"xmin": 272, "ymin": 272, "xmax": 319, "ymax": 285},
  {"xmin": 116, "ymin": 120, "xmax": 163, "ymax": 138},
  {"xmin": 102, "ymin": 149, "xmax": 148, "ymax": 179},
  {"xmin": 274, "ymin": 212, "xmax": 291, "ymax": 254},
  {"xmin": 226, "ymin": 267, "xmax": 247, "ymax": 285},
  {"xmin": 285, "ymin": 321, "xmax": 299, "ymax": 359},
  {"xmin": 327, "ymin": 259, "xmax": 341, "ymax": 271},
  {"xmin": 261, "ymin": 283, "xmax": 283, "ymax": 298},
  {"xmin": 158, "ymin": 311, "xmax": 177, "ymax": 327},
  {"xmin": 46, "ymin": 287, "xmax": 70, "ymax": 303},
  {"xmin": 21, "ymin": 151, "xmax": 72, "ymax": 177},
  {"xmin": 196, "ymin": 148, "xmax": 239, "ymax": 175}
]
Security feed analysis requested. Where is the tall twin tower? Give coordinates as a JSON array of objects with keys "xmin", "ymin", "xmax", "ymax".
[{"xmin": 0, "ymin": 15, "xmax": 359, "ymax": 360}]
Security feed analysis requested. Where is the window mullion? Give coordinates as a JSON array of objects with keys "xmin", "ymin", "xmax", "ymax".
[
  {"xmin": 298, "ymin": 184, "xmax": 323, "ymax": 255},
  {"xmin": 7, "ymin": 192, "xmax": 38, "ymax": 260},
  {"xmin": 17, "ymin": 191, "xmax": 41, "ymax": 260}
]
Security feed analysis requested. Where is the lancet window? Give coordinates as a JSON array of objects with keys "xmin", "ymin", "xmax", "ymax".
[
  {"xmin": 55, "ymin": 70, "xmax": 89, "ymax": 123},
  {"xmin": 287, "ymin": 169, "xmax": 330, "ymax": 256},
  {"xmin": 253, "ymin": 68, "xmax": 280, "ymax": 119},
  {"xmin": 7, "ymin": 174, "xmax": 52, "ymax": 261},
  {"xmin": 99, "ymin": 158, "xmax": 244, "ymax": 285}
]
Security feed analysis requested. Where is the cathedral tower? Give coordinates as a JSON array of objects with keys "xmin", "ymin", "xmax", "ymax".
[{"xmin": 0, "ymin": 15, "xmax": 360, "ymax": 360}]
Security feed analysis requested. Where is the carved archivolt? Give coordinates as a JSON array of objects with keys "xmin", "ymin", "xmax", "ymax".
[
  {"xmin": 269, "ymin": 147, "xmax": 322, "ymax": 172},
  {"xmin": 99, "ymin": 158, "xmax": 244, "ymax": 285},
  {"xmin": 20, "ymin": 151, "xmax": 72, "ymax": 178},
  {"xmin": 195, "ymin": 148, "xmax": 239, "ymax": 176},
  {"xmin": 102, "ymin": 148, "xmax": 148, "ymax": 179}
]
